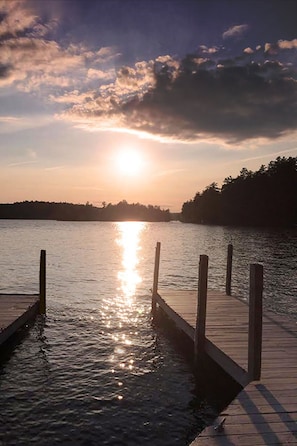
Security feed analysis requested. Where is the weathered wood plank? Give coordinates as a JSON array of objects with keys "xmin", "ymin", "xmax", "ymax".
[{"xmin": 194, "ymin": 432, "xmax": 297, "ymax": 445}]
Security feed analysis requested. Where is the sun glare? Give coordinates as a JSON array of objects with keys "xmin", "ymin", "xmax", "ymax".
[{"xmin": 115, "ymin": 149, "xmax": 144, "ymax": 176}]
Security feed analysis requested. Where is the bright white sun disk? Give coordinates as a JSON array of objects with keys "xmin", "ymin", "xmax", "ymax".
[{"xmin": 116, "ymin": 150, "xmax": 144, "ymax": 176}]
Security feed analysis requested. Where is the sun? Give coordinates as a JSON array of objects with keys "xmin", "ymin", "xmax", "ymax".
[{"xmin": 115, "ymin": 149, "xmax": 144, "ymax": 176}]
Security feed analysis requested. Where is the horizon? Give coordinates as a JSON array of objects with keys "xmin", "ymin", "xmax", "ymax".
[
  {"xmin": 1, "ymin": 0, "xmax": 297, "ymax": 212},
  {"xmin": 0, "ymin": 199, "xmax": 173, "ymax": 208},
  {"xmin": 0, "ymin": 152, "xmax": 295, "ymax": 214}
]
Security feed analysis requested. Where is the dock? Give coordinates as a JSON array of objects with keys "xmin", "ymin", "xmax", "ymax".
[
  {"xmin": 152, "ymin": 243, "xmax": 297, "ymax": 445},
  {"xmin": 0, "ymin": 250, "xmax": 46, "ymax": 349}
]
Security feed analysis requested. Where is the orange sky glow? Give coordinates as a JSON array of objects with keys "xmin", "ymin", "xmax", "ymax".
[{"xmin": 0, "ymin": 0, "xmax": 296, "ymax": 211}]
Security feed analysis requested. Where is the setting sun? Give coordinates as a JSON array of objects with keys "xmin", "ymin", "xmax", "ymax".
[{"xmin": 115, "ymin": 149, "xmax": 144, "ymax": 176}]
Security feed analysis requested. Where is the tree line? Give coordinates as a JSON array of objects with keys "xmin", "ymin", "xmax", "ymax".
[
  {"xmin": 0, "ymin": 200, "xmax": 171, "ymax": 222},
  {"xmin": 181, "ymin": 156, "xmax": 297, "ymax": 227}
]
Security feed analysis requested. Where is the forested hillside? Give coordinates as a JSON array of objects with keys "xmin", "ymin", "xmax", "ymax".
[
  {"xmin": 181, "ymin": 157, "xmax": 297, "ymax": 227},
  {"xmin": 0, "ymin": 200, "xmax": 171, "ymax": 222}
]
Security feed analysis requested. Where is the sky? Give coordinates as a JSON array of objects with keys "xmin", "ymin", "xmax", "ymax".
[{"xmin": 0, "ymin": 0, "xmax": 297, "ymax": 212}]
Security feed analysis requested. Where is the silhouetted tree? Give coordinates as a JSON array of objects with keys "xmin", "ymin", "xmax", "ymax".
[
  {"xmin": 0, "ymin": 200, "xmax": 171, "ymax": 222},
  {"xmin": 181, "ymin": 156, "xmax": 297, "ymax": 227}
]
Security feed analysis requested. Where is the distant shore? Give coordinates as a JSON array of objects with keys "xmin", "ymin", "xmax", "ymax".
[{"xmin": 0, "ymin": 200, "xmax": 176, "ymax": 222}]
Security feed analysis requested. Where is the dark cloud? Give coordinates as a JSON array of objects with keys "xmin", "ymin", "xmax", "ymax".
[
  {"xmin": 91, "ymin": 53, "xmax": 297, "ymax": 143},
  {"xmin": 0, "ymin": 63, "xmax": 11, "ymax": 78}
]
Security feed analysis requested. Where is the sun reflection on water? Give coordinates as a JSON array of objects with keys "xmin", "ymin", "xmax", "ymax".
[
  {"xmin": 106, "ymin": 222, "xmax": 148, "ymax": 399},
  {"xmin": 116, "ymin": 221, "xmax": 145, "ymax": 304}
]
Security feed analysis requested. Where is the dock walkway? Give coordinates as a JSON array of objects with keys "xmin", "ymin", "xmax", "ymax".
[
  {"xmin": 152, "ymin": 243, "xmax": 297, "ymax": 445},
  {"xmin": 156, "ymin": 290, "xmax": 297, "ymax": 445}
]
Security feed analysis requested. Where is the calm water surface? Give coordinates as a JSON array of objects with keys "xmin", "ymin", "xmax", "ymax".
[{"xmin": 0, "ymin": 221, "xmax": 296, "ymax": 445}]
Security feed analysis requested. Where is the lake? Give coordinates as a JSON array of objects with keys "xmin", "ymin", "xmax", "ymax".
[{"xmin": 0, "ymin": 220, "xmax": 296, "ymax": 445}]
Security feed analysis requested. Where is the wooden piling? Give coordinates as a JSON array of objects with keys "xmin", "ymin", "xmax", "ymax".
[
  {"xmin": 194, "ymin": 255, "xmax": 208, "ymax": 365},
  {"xmin": 39, "ymin": 249, "xmax": 46, "ymax": 315},
  {"xmin": 248, "ymin": 263, "xmax": 263, "ymax": 381},
  {"xmin": 152, "ymin": 242, "xmax": 161, "ymax": 317},
  {"xmin": 225, "ymin": 243, "xmax": 233, "ymax": 296}
]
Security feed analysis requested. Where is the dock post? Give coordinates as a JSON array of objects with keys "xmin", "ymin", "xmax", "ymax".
[
  {"xmin": 39, "ymin": 249, "xmax": 46, "ymax": 315},
  {"xmin": 225, "ymin": 243, "xmax": 233, "ymax": 296},
  {"xmin": 152, "ymin": 242, "xmax": 161, "ymax": 317},
  {"xmin": 194, "ymin": 255, "xmax": 208, "ymax": 366},
  {"xmin": 248, "ymin": 263, "xmax": 263, "ymax": 381}
]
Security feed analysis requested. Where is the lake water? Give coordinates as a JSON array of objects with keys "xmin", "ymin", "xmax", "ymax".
[{"xmin": 0, "ymin": 220, "xmax": 296, "ymax": 445}]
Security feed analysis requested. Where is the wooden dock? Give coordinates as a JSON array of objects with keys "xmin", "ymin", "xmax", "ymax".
[
  {"xmin": 152, "ymin": 243, "xmax": 297, "ymax": 445},
  {"xmin": 0, "ymin": 250, "xmax": 46, "ymax": 349}
]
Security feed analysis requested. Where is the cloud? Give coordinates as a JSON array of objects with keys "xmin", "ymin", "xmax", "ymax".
[
  {"xmin": 278, "ymin": 39, "xmax": 297, "ymax": 50},
  {"xmin": 0, "ymin": 62, "xmax": 11, "ymax": 78},
  {"xmin": 199, "ymin": 45, "xmax": 219, "ymax": 55},
  {"xmin": 7, "ymin": 160, "xmax": 38, "ymax": 168},
  {"xmin": 0, "ymin": 2, "xmax": 118, "ymax": 92},
  {"xmin": 0, "ymin": 115, "xmax": 21, "ymax": 123},
  {"xmin": 0, "ymin": 0, "xmax": 37, "ymax": 37},
  {"xmin": 226, "ymin": 147, "xmax": 297, "ymax": 166},
  {"xmin": 49, "ymin": 90, "xmax": 95, "ymax": 104},
  {"xmin": 114, "ymin": 60, "xmax": 156, "ymax": 94},
  {"xmin": 2, "ymin": 3, "xmax": 297, "ymax": 146},
  {"xmin": 264, "ymin": 39, "xmax": 297, "ymax": 56},
  {"xmin": 264, "ymin": 42, "xmax": 279, "ymax": 55},
  {"xmin": 87, "ymin": 68, "xmax": 115, "ymax": 80},
  {"xmin": 0, "ymin": 114, "xmax": 54, "ymax": 133},
  {"xmin": 94, "ymin": 46, "xmax": 121, "ymax": 63},
  {"xmin": 223, "ymin": 24, "xmax": 249, "ymax": 40},
  {"xmin": 155, "ymin": 168, "xmax": 186, "ymax": 177},
  {"xmin": 61, "ymin": 50, "xmax": 297, "ymax": 144},
  {"xmin": 0, "ymin": 35, "xmax": 107, "ymax": 90}
]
